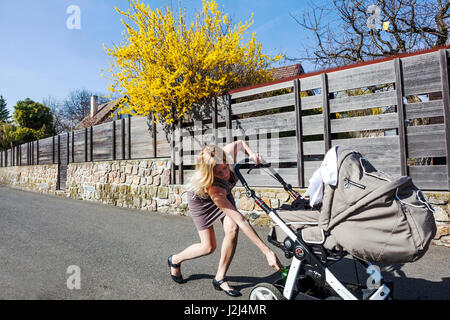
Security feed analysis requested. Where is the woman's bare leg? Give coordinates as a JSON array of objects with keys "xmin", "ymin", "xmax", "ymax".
[
  {"xmin": 215, "ymin": 215, "xmax": 239, "ymax": 291},
  {"xmin": 170, "ymin": 226, "xmax": 217, "ymax": 277}
]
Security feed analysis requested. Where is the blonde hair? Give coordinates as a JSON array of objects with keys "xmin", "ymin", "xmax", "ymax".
[{"xmin": 187, "ymin": 145, "xmax": 230, "ymax": 198}]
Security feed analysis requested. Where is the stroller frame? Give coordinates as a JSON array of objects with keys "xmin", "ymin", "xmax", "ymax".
[{"xmin": 234, "ymin": 162, "xmax": 393, "ymax": 300}]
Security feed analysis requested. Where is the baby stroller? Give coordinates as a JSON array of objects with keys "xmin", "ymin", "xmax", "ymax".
[{"xmin": 234, "ymin": 147, "xmax": 436, "ymax": 300}]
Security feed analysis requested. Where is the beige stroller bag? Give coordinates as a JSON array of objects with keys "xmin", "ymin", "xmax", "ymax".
[{"xmin": 319, "ymin": 148, "xmax": 437, "ymax": 264}]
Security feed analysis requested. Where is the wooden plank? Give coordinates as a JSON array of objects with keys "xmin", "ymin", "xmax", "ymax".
[
  {"xmin": 232, "ymin": 111, "xmax": 297, "ymax": 133},
  {"xmin": 231, "ymin": 93, "xmax": 295, "ymax": 115},
  {"xmin": 299, "ymin": 75, "xmax": 322, "ymax": 91},
  {"xmin": 438, "ymin": 49, "xmax": 450, "ymax": 190},
  {"xmin": 216, "ymin": 95, "xmax": 228, "ymax": 123},
  {"xmin": 408, "ymin": 165, "xmax": 448, "ymax": 190},
  {"xmin": 71, "ymin": 130, "xmax": 85, "ymax": 163},
  {"xmin": 330, "ymin": 90, "xmax": 396, "ymax": 114},
  {"xmin": 130, "ymin": 116, "xmax": 154, "ymax": 159},
  {"xmin": 405, "ymin": 100, "xmax": 444, "ymax": 119},
  {"xmin": 394, "ymin": 58, "xmax": 408, "ymax": 176},
  {"xmin": 301, "ymin": 114, "xmax": 324, "ymax": 136},
  {"xmin": 92, "ymin": 122, "xmax": 113, "ymax": 161},
  {"xmin": 331, "ymin": 136, "xmax": 401, "ymax": 174},
  {"xmin": 156, "ymin": 123, "xmax": 171, "ymax": 157},
  {"xmin": 407, "ymin": 131, "xmax": 446, "ymax": 158},
  {"xmin": 401, "ymin": 51, "xmax": 442, "ymax": 96},
  {"xmin": 330, "ymin": 113, "xmax": 398, "ymax": 134},
  {"xmin": 225, "ymin": 94, "xmax": 232, "ymax": 144},
  {"xmin": 327, "ymin": 60, "xmax": 395, "ymax": 92},
  {"xmin": 294, "ymin": 79, "xmax": 304, "ymax": 187},
  {"xmin": 230, "ymin": 80, "xmax": 293, "ymax": 100},
  {"xmin": 182, "ymin": 135, "xmax": 298, "ymax": 165},
  {"xmin": 303, "ymin": 141, "xmax": 325, "ymax": 155},
  {"xmin": 298, "ymin": 94, "xmax": 322, "ymax": 111},
  {"xmin": 121, "ymin": 118, "xmax": 126, "ymax": 159}
]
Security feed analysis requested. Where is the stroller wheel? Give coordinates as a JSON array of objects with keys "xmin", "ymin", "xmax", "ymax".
[{"xmin": 249, "ymin": 283, "xmax": 285, "ymax": 300}]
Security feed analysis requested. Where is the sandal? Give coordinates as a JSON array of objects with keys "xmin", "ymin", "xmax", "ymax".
[{"xmin": 168, "ymin": 255, "xmax": 185, "ymax": 284}]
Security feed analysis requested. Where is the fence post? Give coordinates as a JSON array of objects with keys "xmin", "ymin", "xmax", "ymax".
[
  {"xmin": 36, "ymin": 140, "xmax": 39, "ymax": 165},
  {"xmin": 52, "ymin": 136, "xmax": 55, "ymax": 164},
  {"xmin": 152, "ymin": 113, "xmax": 157, "ymax": 158},
  {"xmin": 121, "ymin": 118, "xmax": 126, "ymax": 160},
  {"xmin": 127, "ymin": 117, "xmax": 131, "ymax": 159},
  {"xmin": 225, "ymin": 93, "xmax": 233, "ymax": 144},
  {"xmin": 438, "ymin": 49, "xmax": 450, "ymax": 190},
  {"xmin": 71, "ymin": 131, "xmax": 74, "ymax": 163},
  {"xmin": 170, "ymin": 111, "xmax": 176, "ymax": 184},
  {"xmin": 90, "ymin": 126, "xmax": 93, "ymax": 162},
  {"xmin": 67, "ymin": 132, "xmax": 70, "ymax": 165},
  {"xmin": 112, "ymin": 120, "xmax": 116, "ymax": 160},
  {"xmin": 294, "ymin": 79, "xmax": 305, "ymax": 188},
  {"xmin": 321, "ymin": 73, "xmax": 331, "ymax": 152},
  {"xmin": 57, "ymin": 135, "xmax": 61, "ymax": 190},
  {"xmin": 178, "ymin": 118, "xmax": 184, "ymax": 185},
  {"xmin": 212, "ymin": 97, "xmax": 218, "ymax": 145},
  {"xmin": 84, "ymin": 128, "xmax": 88, "ymax": 162},
  {"xmin": 394, "ymin": 58, "xmax": 408, "ymax": 177}
]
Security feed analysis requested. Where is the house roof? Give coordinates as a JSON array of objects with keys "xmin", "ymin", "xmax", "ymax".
[
  {"xmin": 269, "ymin": 64, "xmax": 304, "ymax": 80},
  {"xmin": 74, "ymin": 98, "xmax": 120, "ymax": 130}
]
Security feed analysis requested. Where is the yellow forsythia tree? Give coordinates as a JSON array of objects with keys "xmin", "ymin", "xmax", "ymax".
[{"xmin": 104, "ymin": 0, "xmax": 282, "ymax": 124}]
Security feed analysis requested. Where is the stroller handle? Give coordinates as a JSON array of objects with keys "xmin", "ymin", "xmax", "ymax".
[{"xmin": 234, "ymin": 159, "xmax": 303, "ymax": 202}]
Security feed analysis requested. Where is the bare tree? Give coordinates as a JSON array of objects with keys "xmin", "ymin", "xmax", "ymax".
[
  {"xmin": 291, "ymin": 0, "xmax": 449, "ymax": 67},
  {"xmin": 42, "ymin": 96, "xmax": 69, "ymax": 134},
  {"xmin": 61, "ymin": 89, "xmax": 109, "ymax": 129}
]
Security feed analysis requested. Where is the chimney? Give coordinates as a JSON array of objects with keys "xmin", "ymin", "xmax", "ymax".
[{"xmin": 90, "ymin": 95, "xmax": 98, "ymax": 117}]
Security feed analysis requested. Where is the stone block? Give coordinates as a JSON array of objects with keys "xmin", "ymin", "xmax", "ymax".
[
  {"xmin": 158, "ymin": 187, "xmax": 169, "ymax": 199},
  {"xmin": 125, "ymin": 164, "xmax": 133, "ymax": 174},
  {"xmin": 239, "ymin": 196, "xmax": 255, "ymax": 211}
]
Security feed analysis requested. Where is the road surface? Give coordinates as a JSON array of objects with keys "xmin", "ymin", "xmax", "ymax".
[{"xmin": 0, "ymin": 186, "xmax": 449, "ymax": 300}]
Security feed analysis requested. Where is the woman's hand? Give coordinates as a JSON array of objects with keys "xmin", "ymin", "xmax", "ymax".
[
  {"xmin": 249, "ymin": 152, "xmax": 262, "ymax": 165},
  {"xmin": 265, "ymin": 250, "xmax": 282, "ymax": 271}
]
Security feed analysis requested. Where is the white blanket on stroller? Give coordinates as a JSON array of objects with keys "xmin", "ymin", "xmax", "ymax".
[{"xmin": 304, "ymin": 146, "xmax": 339, "ymax": 206}]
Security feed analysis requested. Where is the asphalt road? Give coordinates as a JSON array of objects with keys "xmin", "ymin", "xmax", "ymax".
[{"xmin": 0, "ymin": 186, "xmax": 449, "ymax": 300}]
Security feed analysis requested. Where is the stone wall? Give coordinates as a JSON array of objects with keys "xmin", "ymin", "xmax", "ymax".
[
  {"xmin": 0, "ymin": 164, "xmax": 58, "ymax": 195},
  {"xmin": 65, "ymin": 158, "xmax": 179, "ymax": 213}
]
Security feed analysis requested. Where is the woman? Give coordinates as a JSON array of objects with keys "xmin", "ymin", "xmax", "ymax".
[{"xmin": 168, "ymin": 140, "xmax": 281, "ymax": 297}]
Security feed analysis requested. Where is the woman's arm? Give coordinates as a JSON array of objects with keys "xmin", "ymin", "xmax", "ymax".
[
  {"xmin": 208, "ymin": 185, "xmax": 281, "ymax": 270},
  {"xmin": 222, "ymin": 140, "xmax": 262, "ymax": 164}
]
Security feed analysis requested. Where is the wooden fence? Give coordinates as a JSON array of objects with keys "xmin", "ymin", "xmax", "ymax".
[{"xmin": 1, "ymin": 47, "xmax": 449, "ymax": 191}]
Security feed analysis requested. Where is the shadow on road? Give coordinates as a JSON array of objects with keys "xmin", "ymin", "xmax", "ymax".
[
  {"xmin": 183, "ymin": 273, "xmax": 280, "ymax": 291},
  {"xmin": 331, "ymin": 258, "xmax": 450, "ymax": 300}
]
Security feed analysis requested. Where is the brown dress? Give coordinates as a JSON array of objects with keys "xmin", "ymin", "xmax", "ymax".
[{"xmin": 187, "ymin": 167, "xmax": 238, "ymax": 231}]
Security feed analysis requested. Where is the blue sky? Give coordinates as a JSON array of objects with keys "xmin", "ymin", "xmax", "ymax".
[{"xmin": 0, "ymin": 0, "xmax": 320, "ymax": 114}]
